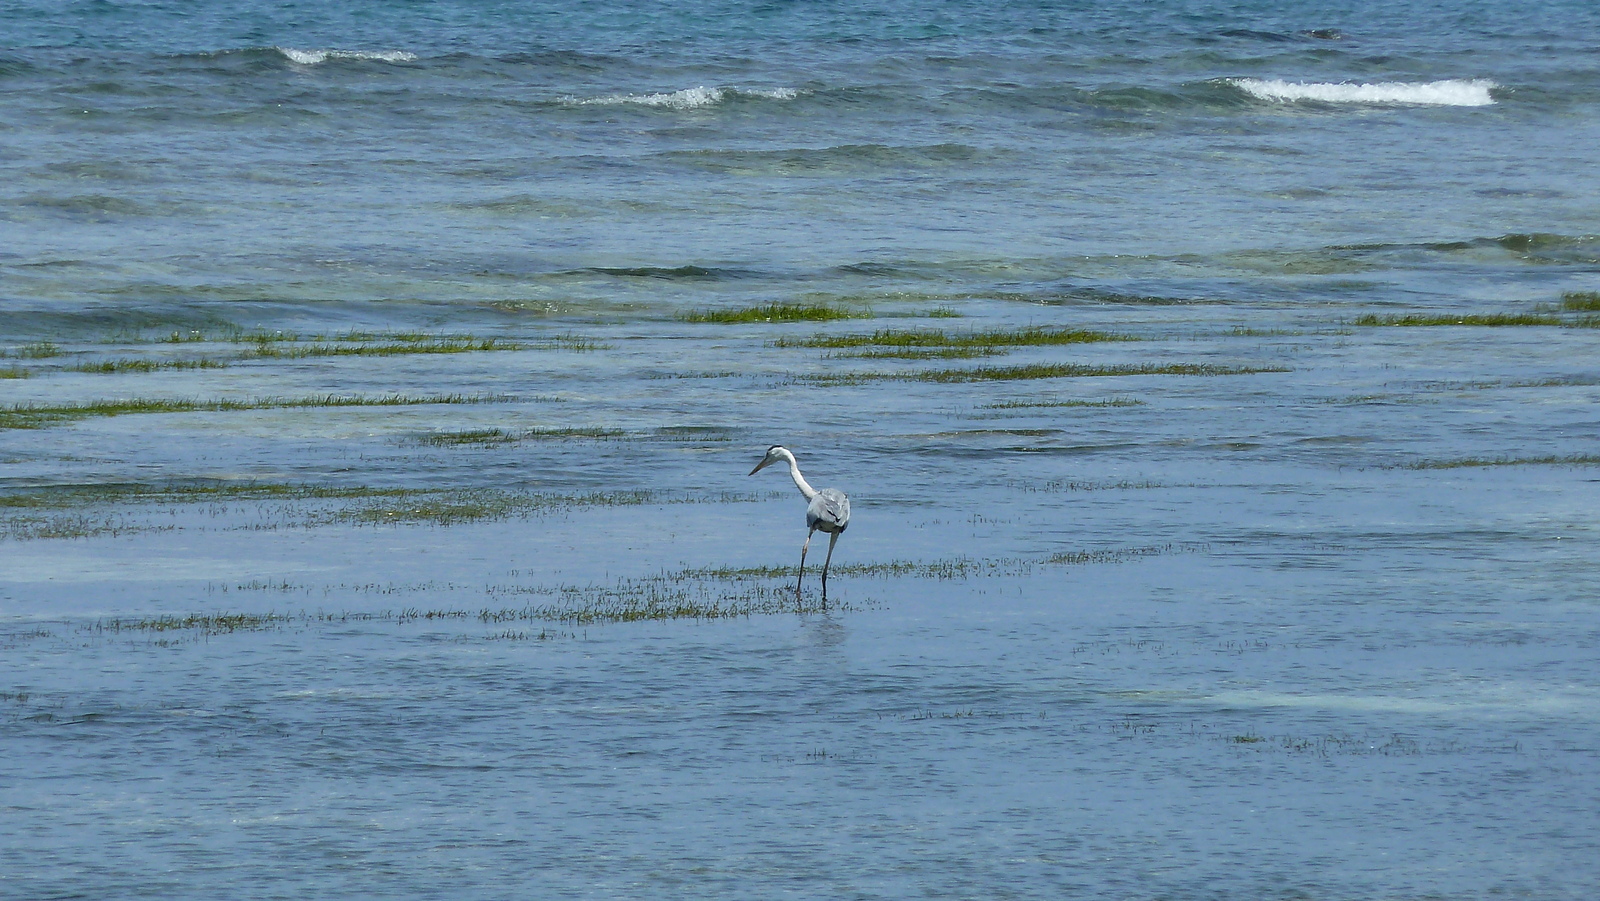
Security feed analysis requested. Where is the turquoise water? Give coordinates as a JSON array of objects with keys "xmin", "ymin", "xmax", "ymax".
[{"xmin": 3, "ymin": 2, "xmax": 1600, "ymax": 898}]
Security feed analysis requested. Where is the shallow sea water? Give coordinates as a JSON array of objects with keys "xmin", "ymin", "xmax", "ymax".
[{"xmin": 4, "ymin": 2, "xmax": 1600, "ymax": 898}]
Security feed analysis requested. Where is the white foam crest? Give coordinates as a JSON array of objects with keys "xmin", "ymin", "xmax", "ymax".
[
  {"xmin": 1233, "ymin": 78, "xmax": 1497, "ymax": 106},
  {"xmin": 574, "ymin": 85, "xmax": 799, "ymax": 109},
  {"xmin": 277, "ymin": 48, "xmax": 418, "ymax": 65},
  {"xmin": 579, "ymin": 86, "xmax": 725, "ymax": 109}
]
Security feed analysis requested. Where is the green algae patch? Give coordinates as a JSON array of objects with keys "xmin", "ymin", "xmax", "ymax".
[
  {"xmin": 1228, "ymin": 327, "xmax": 1305, "ymax": 337},
  {"xmin": 483, "ymin": 583, "xmax": 826, "ymax": 625},
  {"xmin": 1, "ymin": 513, "xmax": 149, "ymax": 541},
  {"xmin": 777, "ymin": 326, "xmax": 1131, "ymax": 350},
  {"xmin": 57, "ymin": 544, "xmax": 1198, "ymax": 639},
  {"xmin": 677, "ymin": 545, "xmax": 1192, "ymax": 584},
  {"xmin": 804, "ymin": 362, "xmax": 1285, "ymax": 386},
  {"xmin": 1404, "ymin": 454, "xmax": 1600, "ymax": 470},
  {"xmin": 1043, "ymin": 545, "xmax": 1177, "ymax": 566},
  {"xmin": 1, "ymin": 481, "xmax": 459, "ymax": 520},
  {"xmin": 70, "ymin": 358, "xmax": 231, "ymax": 374},
  {"xmin": 96, "ymin": 612, "xmax": 292, "ymax": 635},
  {"xmin": 835, "ymin": 347, "xmax": 1006, "ymax": 360},
  {"xmin": 336, "ymin": 490, "xmax": 660, "ymax": 526},
  {"xmin": 679, "ymin": 303, "xmax": 869, "ymax": 324},
  {"xmin": 419, "ymin": 427, "xmax": 625, "ymax": 446},
  {"xmin": 17, "ymin": 342, "xmax": 61, "ymax": 359},
  {"xmin": 1354, "ymin": 313, "xmax": 1562, "ymax": 327},
  {"xmin": 0, "ymin": 394, "xmax": 503, "ymax": 430},
  {"xmin": 0, "ymin": 481, "xmax": 412, "ymax": 510},
  {"xmin": 0, "ymin": 366, "xmax": 28, "ymax": 379},
  {"xmin": 0, "ymin": 481, "xmax": 768, "ymax": 541},
  {"xmin": 0, "ymin": 481, "xmax": 416, "ymax": 540},
  {"xmin": 1508, "ymin": 374, "xmax": 1600, "ymax": 388},
  {"xmin": 674, "ymin": 558, "xmax": 996, "ymax": 582},
  {"xmin": 61, "ymin": 334, "xmax": 601, "ymax": 374},
  {"xmin": 1560, "ymin": 292, "xmax": 1600, "ymax": 312},
  {"xmin": 145, "ymin": 330, "xmax": 602, "ymax": 352},
  {"xmin": 85, "ymin": 590, "xmax": 833, "ymax": 636},
  {"xmin": 243, "ymin": 337, "xmax": 524, "ymax": 359}
]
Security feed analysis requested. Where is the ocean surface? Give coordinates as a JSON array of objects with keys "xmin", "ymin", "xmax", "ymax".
[{"xmin": 3, "ymin": 1, "xmax": 1600, "ymax": 898}]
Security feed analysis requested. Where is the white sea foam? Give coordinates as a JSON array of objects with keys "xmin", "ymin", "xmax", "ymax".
[
  {"xmin": 1233, "ymin": 78, "xmax": 1497, "ymax": 106},
  {"xmin": 574, "ymin": 85, "xmax": 799, "ymax": 109},
  {"xmin": 277, "ymin": 48, "xmax": 418, "ymax": 65}
]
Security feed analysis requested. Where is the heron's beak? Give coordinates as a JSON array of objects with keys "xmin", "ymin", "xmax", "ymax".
[{"xmin": 749, "ymin": 458, "xmax": 771, "ymax": 476}]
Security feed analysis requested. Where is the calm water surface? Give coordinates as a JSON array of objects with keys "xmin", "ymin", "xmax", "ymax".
[{"xmin": 3, "ymin": 1, "xmax": 1599, "ymax": 898}]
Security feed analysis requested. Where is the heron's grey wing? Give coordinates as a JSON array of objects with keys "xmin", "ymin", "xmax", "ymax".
[{"xmin": 807, "ymin": 488, "xmax": 850, "ymax": 532}]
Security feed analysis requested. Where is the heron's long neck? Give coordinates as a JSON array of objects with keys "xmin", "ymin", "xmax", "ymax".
[{"xmin": 783, "ymin": 454, "xmax": 818, "ymax": 500}]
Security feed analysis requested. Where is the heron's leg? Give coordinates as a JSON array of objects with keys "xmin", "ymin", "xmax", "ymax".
[
  {"xmin": 820, "ymin": 530, "xmax": 840, "ymax": 609},
  {"xmin": 797, "ymin": 528, "xmax": 814, "ymax": 604}
]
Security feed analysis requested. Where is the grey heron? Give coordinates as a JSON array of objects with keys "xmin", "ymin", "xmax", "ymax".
[{"xmin": 749, "ymin": 445, "xmax": 850, "ymax": 606}]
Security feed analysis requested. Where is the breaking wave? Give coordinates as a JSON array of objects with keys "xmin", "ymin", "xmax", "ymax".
[
  {"xmin": 572, "ymin": 85, "xmax": 799, "ymax": 109},
  {"xmin": 276, "ymin": 48, "xmax": 417, "ymax": 65},
  {"xmin": 1232, "ymin": 78, "xmax": 1497, "ymax": 106}
]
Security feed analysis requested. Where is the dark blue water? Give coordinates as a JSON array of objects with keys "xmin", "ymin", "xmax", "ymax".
[{"xmin": 3, "ymin": 1, "xmax": 1600, "ymax": 898}]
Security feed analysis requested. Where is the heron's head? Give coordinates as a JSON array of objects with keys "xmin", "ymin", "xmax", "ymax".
[{"xmin": 748, "ymin": 444, "xmax": 789, "ymax": 475}]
